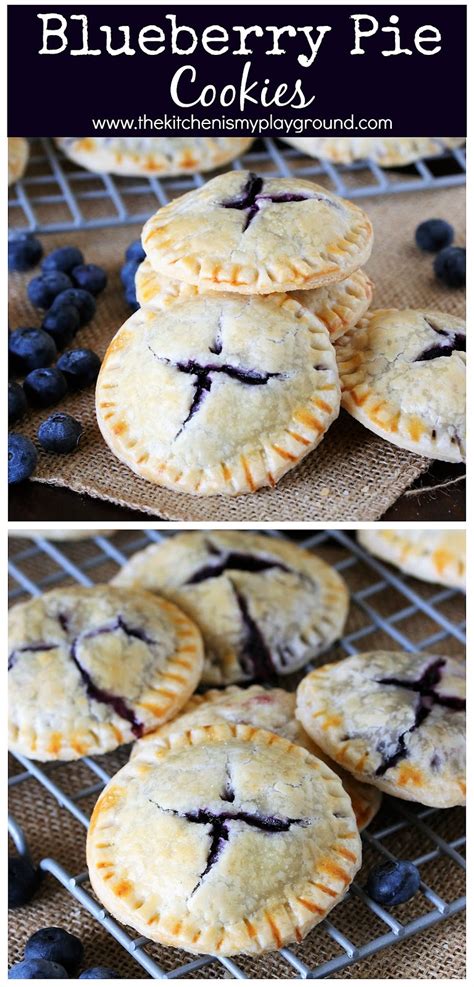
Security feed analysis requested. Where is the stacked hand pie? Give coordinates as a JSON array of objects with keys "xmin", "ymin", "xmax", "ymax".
[{"xmin": 96, "ymin": 170, "xmax": 374, "ymax": 495}]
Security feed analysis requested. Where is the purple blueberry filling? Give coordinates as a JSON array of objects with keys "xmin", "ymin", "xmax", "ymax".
[
  {"xmin": 221, "ymin": 172, "xmax": 333, "ymax": 232},
  {"xmin": 70, "ymin": 638, "xmax": 144, "ymax": 739},
  {"xmin": 8, "ymin": 642, "xmax": 59, "ymax": 671},
  {"xmin": 415, "ymin": 322, "xmax": 466, "ymax": 362},
  {"xmin": 172, "ymin": 360, "xmax": 282, "ymax": 436},
  {"xmin": 375, "ymin": 658, "xmax": 465, "ymax": 776},
  {"xmin": 232, "ymin": 587, "xmax": 277, "ymax": 681},
  {"xmin": 185, "ymin": 550, "xmax": 291, "ymax": 585}
]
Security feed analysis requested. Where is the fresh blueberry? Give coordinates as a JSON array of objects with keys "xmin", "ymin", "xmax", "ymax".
[
  {"xmin": 8, "ymin": 233, "xmax": 43, "ymax": 273},
  {"xmin": 9, "ymin": 959, "xmax": 68, "ymax": 979},
  {"xmin": 42, "ymin": 246, "xmax": 84, "ymax": 274},
  {"xmin": 38, "ymin": 413, "xmax": 83, "ymax": 454},
  {"xmin": 415, "ymin": 218, "xmax": 454, "ymax": 253},
  {"xmin": 25, "ymin": 927, "xmax": 84, "ymax": 974},
  {"xmin": 23, "ymin": 367, "xmax": 68, "ymax": 408},
  {"xmin": 9, "ymin": 327, "xmax": 57, "ymax": 374},
  {"xmin": 79, "ymin": 968, "xmax": 119, "ymax": 979},
  {"xmin": 365, "ymin": 860, "xmax": 420, "ymax": 906},
  {"xmin": 57, "ymin": 348, "xmax": 101, "ymax": 390},
  {"xmin": 434, "ymin": 246, "xmax": 466, "ymax": 288},
  {"xmin": 8, "ymin": 434, "xmax": 38, "ymax": 484},
  {"xmin": 8, "ymin": 856, "xmax": 42, "ymax": 907},
  {"xmin": 42, "ymin": 305, "xmax": 80, "ymax": 349},
  {"xmin": 71, "ymin": 263, "xmax": 107, "ymax": 296},
  {"xmin": 120, "ymin": 259, "xmax": 139, "ymax": 287},
  {"xmin": 124, "ymin": 281, "xmax": 138, "ymax": 311},
  {"xmin": 125, "ymin": 239, "xmax": 145, "ymax": 263},
  {"xmin": 51, "ymin": 288, "xmax": 96, "ymax": 326},
  {"xmin": 8, "ymin": 382, "xmax": 28, "ymax": 425},
  {"xmin": 27, "ymin": 272, "xmax": 73, "ymax": 309}
]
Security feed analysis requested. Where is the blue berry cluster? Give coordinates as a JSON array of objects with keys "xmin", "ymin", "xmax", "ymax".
[
  {"xmin": 8, "ymin": 925, "xmax": 118, "ymax": 979},
  {"xmin": 120, "ymin": 238, "xmax": 145, "ymax": 311},
  {"xmin": 415, "ymin": 219, "xmax": 466, "ymax": 288},
  {"xmin": 8, "ymin": 234, "xmax": 104, "ymax": 483}
]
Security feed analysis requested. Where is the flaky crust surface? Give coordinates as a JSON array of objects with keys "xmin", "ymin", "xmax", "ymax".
[
  {"xmin": 8, "ymin": 137, "xmax": 29, "ymax": 185},
  {"xmin": 87, "ymin": 722, "xmax": 361, "ymax": 956},
  {"xmin": 8, "ymin": 586, "xmax": 203, "ymax": 761},
  {"xmin": 10, "ymin": 529, "xmax": 116, "ymax": 541},
  {"xmin": 113, "ymin": 531, "xmax": 349, "ymax": 685},
  {"xmin": 281, "ymin": 137, "xmax": 465, "ymax": 167},
  {"xmin": 358, "ymin": 530, "xmax": 466, "ymax": 591},
  {"xmin": 131, "ymin": 685, "xmax": 381, "ymax": 830},
  {"xmin": 96, "ymin": 298, "xmax": 340, "ymax": 496},
  {"xmin": 296, "ymin": 651, "xmax": 466, "ymax": 808},
  {"xmin": 136, "ymin": 259, "xmax": 373, "ymax": 342},
  {"xmin": 55, "ymin": 137, "xmax": 254, "ymax": 177},
  {"xmin": 335, "ymin": 309, "xmax": 466, "ymax": 462},
  {"xmin": 142, "ymin": 171, "xmax": 373, "ymax": 293}
]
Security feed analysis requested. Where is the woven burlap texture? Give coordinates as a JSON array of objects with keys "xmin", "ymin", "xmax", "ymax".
[
  {"xmin": 9, "ymin": 184, "xmax": 465, "ymax": 521},
  {"xmin": 8, "ymin": 534, "xmax": 466, "ymax": 977}
]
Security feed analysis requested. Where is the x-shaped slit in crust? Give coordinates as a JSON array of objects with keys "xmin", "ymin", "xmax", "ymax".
[
  {"xmin": 375, "ymin": 658, "xmax": 465, "ymax": 776},
  {"xmin": 415, "ymin": 319, "xmax": 466, "ymax": 362},
  {"xmin": 221, "ymin": 172, "xmax": 336, "ymax": 232},
  {"xmin": 9, "ymin": 615, "xmax": 157, "ymax": 738},
  {"xmin": 149, "ymin": 796, "xmax": 308, "ymax": 893}
]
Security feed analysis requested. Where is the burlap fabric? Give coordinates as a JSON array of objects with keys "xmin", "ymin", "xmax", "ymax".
[
  {"xmin": 8, "ymin": 183, "xmax": 465, "ymax": 521},
  {"xmin": 8, "ymin": 532, "xmax": 466, "ymax": 977}
]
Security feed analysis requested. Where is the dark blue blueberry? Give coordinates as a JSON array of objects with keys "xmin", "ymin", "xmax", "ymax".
[
  {"xmin": 42, "ymin": 305, "xmax": 80, "ymax": 349},
  {"xmin": 415, "ymin": 218, "xmax": 454, "ymax": 253},
  {"xmin": 51, "ymin": 288, "xmax": 96, "ymax": 326},
  {"xmin": 434, "ymin": 246, "xmax": 466, "ymax": 288},
  {"xmin": 8, "ymin": 856, "xmax": 42, "ymax": 907},
  {"xmin": 8, "ymin": 434, "xmax": 38, "ymax": 484},
  {"xmin": 120, "ymin": 259, "xmax": 139, "ymax": 287},
  {"xmin": 23, "ymin": 367, "xmax": 68, "ymax": 408},
  {"xmin": 125, "ymin": 239, "xmax": 145, "ymax": 263},
  {"xmin": 27, "ymin": 272, "xmax": 73, "ymax": 310},
  {"xmin": 38, "ymin": 413, "xmax": 83, "ymax": 454},
  {"xmin": 71, "ymin": 263, "xmax": 107, "ymax": 296},
  {"xmin": 365, "ymin": 860, "xmax": 420, "ymax": 906},
  {"xmin": 42, "ymin": 246, "xmax": 84, "ymax": 274},
  {"xmin": 124, "ymin": 281, "xmax": 138, "ymax": 311},
  {"xmin": 79, "ymin": 968, "xmax": 119, "ymax": 979},
  {"xmin": 57, "ymin": 348, "xmax": 101, "ymax": 390},
  {"xmin": 9, "ymin": 959, "xmax": 68, "ymax": 979},
  {"xmin": 25, "ymin": 927, "xmax": 84, "ymax": 974},
  {"xmin": 8, "ymin": 382, "xmax": 28, "ymax": 425},
  {"xmin": 8, "ymin": 233, "xmax": 43, "ymax": 272},
  {"xmin": 9, "ymin": 327, "xmax": 57, "ymax": 374}
]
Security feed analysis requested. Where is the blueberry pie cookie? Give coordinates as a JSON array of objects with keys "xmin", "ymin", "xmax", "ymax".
[
  {"xmin": 8, "ymin": 586, "xmax": 204, "ymax": 761},
  {"xmin": 358, "ymin": 530, "xmax": 466, "ymax": 591},
  {"xmin": 8, "ymin": 138, "xmax": 29, "ymax": 185},
  {"xmin": 96, "ymin": 297, "xmax": 340, "ymax": 495},
  {"xmin": 11, "ymin": 529, "xmax": 116, "ymax": 541},
  {"xmin": 281, "ymin": 137, "xmax": 465, "ymax": 168},
  {"xmin": 88, "ymin": 722, "xmax": 361, "ymax": 956},
  {"xmin": 335, "ymin": 309, "xmax": 466, "ymax": 462},
  {"xmin": 136, "ymin": 257, "xmax": 373, "ymax": 342},
  {"xmin": 296, "ymin": 651, "xmax": 466, "ymax": 808},
  {"xmin": 113, "ymin": 532, "xmax": 349, "ymax": 685},
  {"xmin": 142, "ymin": 170, "xmax": 373, "ymax": 294},
  {"xmin": 55, "ymin": 137, "xmax": 254, "ymax": 177},
  {"xmin": 132, "ymin": 685, "xmax": 382, "ymax": 830}
]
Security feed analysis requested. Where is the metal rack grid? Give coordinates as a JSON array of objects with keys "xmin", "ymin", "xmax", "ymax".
[
  {"xmin": 8, "ymin": 530, "xmax": 466, "ymax": 979},
  {"xmin": 8, "ymin": 138, "xmax": 466, "ymax": 234}
]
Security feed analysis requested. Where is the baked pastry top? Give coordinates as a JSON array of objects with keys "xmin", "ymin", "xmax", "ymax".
[
  {"xmin": 8, "ymin": 137, "xmax": 29, "ymax": 185},
  {"xmin": 358, "ymin": 530, "xmax": 466, "ymax": 590},
  {"xmin": 296, "ymin": 650, "xmax": 466, "ymax": 808},
  {"xmin": 8, "ymin": 585, "xmax": 203, "ymax": 760},
  {"xmin": 96, "ymin": 297, "xmax": 340, "ymax": 496},
  {"xmin": 335, "ymin": 309, "xmax": 466, "ymax": 462},
  {"xmin": 113, "ymin": 531, "xmax": 349, "ymax": 685},
  {"xmin": 142, "ymin": 170, "xmax": 373, "ymax": 294},
  {"xmin": 131, "ymin": 684, "xmax": 382, "ymax": 831},
  {"xmin": 87, "ymin": 722, "xmax": 361, "ymax": 956},
  {"xmin": 55, "ymin": 137, "xmax": 254, "ymax": 176},
  {"xmin": 281, "ymin": 137, "xmax": 465, "ymax": 168}
]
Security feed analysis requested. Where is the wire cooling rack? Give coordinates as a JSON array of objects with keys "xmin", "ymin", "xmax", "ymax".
[
  {"xmin": 8, "ymin": 138, "xmax": 466, "ymax": 234},
  {"xmin": 8, "ymin": 529, "xmax": 466, "ymax": 979}
]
